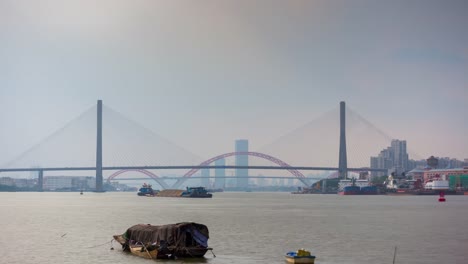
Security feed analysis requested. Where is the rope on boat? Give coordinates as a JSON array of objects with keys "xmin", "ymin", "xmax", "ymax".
[
  {"xmin": 142, "ymin": 244, "xmax": 153, "ymax": 259},
  {"xmin": 210, "ymin": 249, "xmax": 216, "ymax": 258},
  {"xmin": 139, "ymin": 242, "xmax": 153, "ymax": 259},
  {"xmin": 86, "ymin": 239, "xmax": 115, "ymax": 249}
]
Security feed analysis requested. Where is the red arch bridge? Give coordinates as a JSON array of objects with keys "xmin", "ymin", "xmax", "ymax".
[{"xmin": 106, "ymin": 151, "xmax": 370, "ymax": 189}]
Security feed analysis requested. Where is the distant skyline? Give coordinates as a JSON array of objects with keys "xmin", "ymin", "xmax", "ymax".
[{"xmin": 1, "ymin": 0, "xmax": 467, "ymax": 166}]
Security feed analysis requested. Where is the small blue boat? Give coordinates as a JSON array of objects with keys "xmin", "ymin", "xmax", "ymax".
[
  {"xmin": 285, "ymin": 249, "xmax": 316, "ymax": 263},
  {"xmin": 137, "ymin": 183, "xmax": 158, "ymax": 196}
]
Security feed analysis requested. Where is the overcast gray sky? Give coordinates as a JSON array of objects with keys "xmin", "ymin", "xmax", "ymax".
[{"xmin": 1, "ymin": 0, "xmax": 467, "ymax": 167}]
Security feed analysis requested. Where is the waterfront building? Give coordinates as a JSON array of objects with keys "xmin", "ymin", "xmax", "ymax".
[
  {"xmin": 44, "ymin": 176, "xmax": 73, "ymax": 190},
  {"xmin": 214, "ymin": 158, "xmax": 225, "ymax": 189},
  {"xmin": 370, "ymin": 139, "xmax": 409, "ymax": 177},
  {"xmin": 14, "ymin": 178, "xmax": 37, "ymax": 188},
  {"xmin": 43, "ymin": 176, "xmax": 95, "ymax": 191},
  {"xmin": 235, "ymin": 139, "xmax": 249, "ymax": 189},
  {"xmin": 423, "ymin": 167, "xmax": 468, "ymax": 182},
  {"xmin": 0, "ymin": 177, "xmax": 15, "ymax": 186},
  {"xmin": 0, "ymin": 177, "xmax": 38, "ymax": 189}
]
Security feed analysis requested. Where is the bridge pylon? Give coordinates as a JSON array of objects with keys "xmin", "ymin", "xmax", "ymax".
[
  {"xmin": 338, "ymin": 101, "xmax": 348, "ymax": 179},
  {"xmin": 96, "ymin": 100, "xmax": 103, "ymax": 192}
]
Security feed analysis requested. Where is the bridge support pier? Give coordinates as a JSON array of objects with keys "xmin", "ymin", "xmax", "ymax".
[{"xmin": 38, "ymin": 170, "xmax": 43, "ymax": 192}]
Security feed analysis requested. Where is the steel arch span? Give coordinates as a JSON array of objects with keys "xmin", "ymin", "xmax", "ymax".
[
  {"xmin": 107, "ymin": 169, "xmax": 170, "ymax": 189},
  {"xmin": 172, "ymin": 151, "xmax": 311, "ymax": 188}
]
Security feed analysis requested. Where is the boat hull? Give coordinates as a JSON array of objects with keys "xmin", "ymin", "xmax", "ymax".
[
  {"xmin": 172, "ymin": 247, "xmax": 210, "ymax": 257},
  {"xmin": 137, "ymin": 185, "xmax": 157, "ymax": 196},
  {"xmin": 181, "ymin": 194, "xmax": 213, "ymax": 198},
  {"xmin": 386, "ymin": 189, "xmax": 417, "ymax": 195},
  {"xmin": 338, "ymin": 191, "xmax": 360, "ymax": 195},
  {"xmin": 285, "ymin": 256, "xmax": 315, "ymax": 264},
  {"xmin": 339, "ymin": 186, "xmax": 360, "ymax": 195},
  {"xmin": 129, "ymin": 245, "xmax": 158, "ymax": 259}
]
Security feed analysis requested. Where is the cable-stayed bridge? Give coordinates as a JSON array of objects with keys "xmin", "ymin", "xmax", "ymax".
[{"xmin": 0, "ymin": 100, "xmax": 392, "ymax": 191}]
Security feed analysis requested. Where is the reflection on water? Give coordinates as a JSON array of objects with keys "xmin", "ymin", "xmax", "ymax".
[{"xmin": 1, "ymin": 192, "xmax": 468, "ymax": 264}]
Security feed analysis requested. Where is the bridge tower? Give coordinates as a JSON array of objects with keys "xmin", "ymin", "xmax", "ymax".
[
  {"xmin": 338, "ymin": 101, "xmax": 348, "ymax": 179},
  {"xmin": 96, "ymin": 100, "xmax": 103, "ymax": 192}
]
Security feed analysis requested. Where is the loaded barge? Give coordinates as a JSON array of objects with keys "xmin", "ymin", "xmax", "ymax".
[{"xmin": 138, "ymin": 186, "xmax": 213, "ymax": 198}]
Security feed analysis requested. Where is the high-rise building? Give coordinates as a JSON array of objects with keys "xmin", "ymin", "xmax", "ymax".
[
  {"xmin": 427, "ymin": 156, "xmax": 438, "ymax": 169},
  {"xmin": 201, "ymin": 168, "xmax": 210, "ymax": 188},
  {"xmin": 235, "ymin": 139, "xmax": 249, "ymax": 189},
  {"xmin": 214, "ymin": 158, "xmax": 225, "ymax": 189},
  {"xmin": 370, "ymin": 139, "xmax": 409, "ymax": 177},
  {"xmin": 391, "ymin": 139, "xmax": 409, "ymax": 173}
]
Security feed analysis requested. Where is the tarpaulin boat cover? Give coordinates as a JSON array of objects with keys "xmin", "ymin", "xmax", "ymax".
[{"xmin": 124, "ymin": 222, "xmax": 209, "ymax": 248}]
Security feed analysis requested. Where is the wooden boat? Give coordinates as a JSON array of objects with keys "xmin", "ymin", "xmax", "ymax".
[
  {"xmin": 113, "ymin": 222, "xmax": 212, "ymax": 259},
  {"xmin": 129, "ymin": 243, "xmax": 158, "ymax": 259},
  {"xmin": 285, "ymin": 249, "xmax": 316, "ymax": 264}
]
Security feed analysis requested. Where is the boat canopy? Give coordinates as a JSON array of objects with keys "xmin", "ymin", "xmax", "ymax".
[{"xmin": 124, "ymin": 222, "xmax": 209, "ymax": 248}]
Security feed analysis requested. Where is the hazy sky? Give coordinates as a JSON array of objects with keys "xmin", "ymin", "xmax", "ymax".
[{"xmin": 1, "ymin": 0, "xmax": 467, "ymax": 167}]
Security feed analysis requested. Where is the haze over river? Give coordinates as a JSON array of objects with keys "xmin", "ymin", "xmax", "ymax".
[{"xmin": 1, "ymin": 192, "xmax": 467, "ymax": 264}]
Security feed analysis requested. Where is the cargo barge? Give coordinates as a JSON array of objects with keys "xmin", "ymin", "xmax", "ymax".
[{"xmin": 144, "ymin": 187, "xmax": 213, "ymax": 198}]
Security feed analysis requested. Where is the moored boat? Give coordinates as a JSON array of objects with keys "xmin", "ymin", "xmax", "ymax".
[
  {"xmin": 285, "ymin": 249, "xmax": 316, "ymax": 264},
  {"xmin": 360, "ymin": 185, "xmax": 378, "ymax": 195},
  {"xmin": 338, "ymin": 177, "xmax": 379, "ymax": 195},
  {"xmin": 339, "ymin": 185, "xmax": 360, "ymax": 195},
  {"xmin": 181, "ymin": 187, "xmax": 213, "ymax": 198},
  {"xmin": 137, "ymin": 183, "xmax": 158, "ymax": 196},
  {"xmin": 113, "ymin": 222, "xmax": 213, "ymax": 259}
]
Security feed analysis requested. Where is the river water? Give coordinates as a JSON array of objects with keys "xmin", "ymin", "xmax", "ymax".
[{"xmin": 1, "ymin": 192, "xmax": 467, "ymax": 264}]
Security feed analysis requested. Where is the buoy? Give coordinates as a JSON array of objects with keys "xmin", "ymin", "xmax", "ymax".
[{"xmin": 438, "ymin": 191, "xmax": 446, "ymax": 202}]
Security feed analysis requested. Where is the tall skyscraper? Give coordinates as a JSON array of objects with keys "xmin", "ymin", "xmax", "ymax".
[
  {"xmin": 391, "ymin": 139, "xmax": 408, "ymax": 173},
  {"xmin": 235, "ymin": 139, "xmax": 249, "ymax": 189},
  {"xmin": 201, "ymin": 168, "xmax": 210, "ymax": 188},
  {"xmin": 370, "ymin": 139, "xmax": 409, "ymax": 177},
  {"xmin": 214, "ymin": 158, "xmax": 225, "ymax": 189}
]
